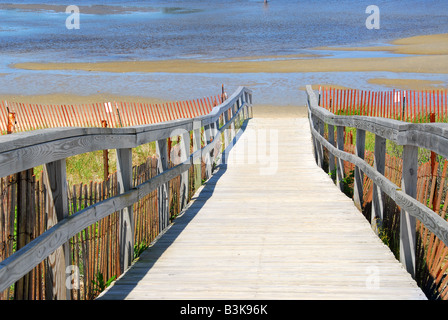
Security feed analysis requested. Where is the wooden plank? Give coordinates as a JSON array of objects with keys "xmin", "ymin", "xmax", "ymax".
[{"xmin": 98, "ymin": 118, "xmax": 425, "ymax": 300}]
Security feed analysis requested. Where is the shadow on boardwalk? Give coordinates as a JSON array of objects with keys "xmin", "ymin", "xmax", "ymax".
[{"xmin": 97, "ymin": 120, "xmax": 249, "ymax": 300}]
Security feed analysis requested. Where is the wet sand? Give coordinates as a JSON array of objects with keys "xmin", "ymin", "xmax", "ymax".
[
  {"xmin": 13, "ymin": 34, "xmax": 448, "ymax": 75},
  {"xmin": 367, "ymin": 78, "xmax": 446, "ymax": 90},
  {"xmin": 314, "ymin": 33, "xmax": 448, "ymax": 56},
  {"xmin": 5, "ymin": 33, "xmax": 448, "ymax": 119}
]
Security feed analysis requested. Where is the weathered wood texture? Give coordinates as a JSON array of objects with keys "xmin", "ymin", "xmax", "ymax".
[
  {"xmin": 98, "ymin": 118, "xmax": 425, "ymax": 300},
  {"xmin": 306, "ymin": 85, "xmax": 448, "ymax": 283},
  {"xmin": 0, "ymin": 87, "xmax": 253, "ymax": 297}
]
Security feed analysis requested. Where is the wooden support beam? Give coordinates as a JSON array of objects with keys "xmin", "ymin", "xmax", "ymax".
[
  {"xmin": 14, "ymin": 168, "xmax": 34, "ymax": 300},
  {"xmin": 43, "ymin": 159, "xmax": 70, "ymax": 300},
  {"xmin": 400, "ymin": 145, "xmax": 418, "ymax": 278},
  {"xmin": 156, "ymin": 138, "xmax": 169, "ymax": 231},
  {"xmin": 353, "ymin": 128, "xmax": 365, "ymax": 210},
  {"xmin": 179, "ymin": 131, "xmax": 190, "ymax": 211},
  {"xmin": 203, "ymin": 124, "xmax": 213, "ymax": 179},
  {"xmin": 317, "ymin": 118, "xmax": 325, "ymax": 169},
  {"xmin": 116, "ymin": 148, "xmax": 134, "ymax": 273},
  {"xmin": 336, "ymin": 126, "xmax": 345, "ymax": 191},
  {"xmin": 371, "ymin": 134, "xmax": 386, "ymax": 233},
  {"xmin": 328, "ymin": 124, "xmax": 335, "ymax": 176},
  {"xmin": 192, "ymin": 120, "xmax": 202, "ymax": 192}
]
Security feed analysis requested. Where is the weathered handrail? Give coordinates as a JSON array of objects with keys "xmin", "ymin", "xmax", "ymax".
[
  {"xmin": 0, "ymin": 86, "xmax": 253, "ymax": 295},
  {"xmin": 306, "ymin": 84, "xmax": 448, "ymax": 278}
]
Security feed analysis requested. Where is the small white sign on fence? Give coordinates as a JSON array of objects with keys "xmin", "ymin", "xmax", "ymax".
[
  {"xmin": 394, "ymin": 91, "xmax": 401, "ymax": 103},
  {"xmin": 105, "ymin": 102, "xmax": 113, "ymax": 113}
]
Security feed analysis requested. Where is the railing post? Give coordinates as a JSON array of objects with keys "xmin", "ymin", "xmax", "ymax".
[
  {"xmin": 353, "ymin": 128, "xmax": 365, "ymax": 210},
  {"xmin": 43, "ymin": 159, "xmax": 70, "ymax": 300},
  {"xmin": 203, "ymin": 124, "xmax": 213, "ymax": 179},
  {"xmin": 327, "ymin": 124, "xmax": 335, "ymax": 176},
  {"xmin": 14, "ymin": 168, "xmax": 34, "ymax": 300},
  {"xmin": 371, "ymin": 135, "xmax": 386, "ymax": 233},
  {"xmin": 179, "ymin": 130, "xmax": 190, "ymax": 210},
  {"xmin": 312, "ymin": 116, "xmax": 324, "ymax": 169},
  {"xmin": 249, "ymin": 92, "xmax": 253, "ymax": 117},
  {"xmin": 223, "ymin": 107, "xmax": 230, "ymax": 149},
  {"xmin": 230, "ymin": 116, "xmax": 236, "ymax": 143},
  {"xmin": 214, "ymin": 117, "xmax": 222, "ymax": 159},
  {"xmin": 400, "ymin": 145, "xmax": 418, "ymax": 278},
  {"xmin": 193, "ymin": 120, "xmax": 202, "ymax": 192},
  {"xmin": 318, "ymin": 119, "xmax": 325, "ymax": 169},
  {"xmin": 116, "ymin": 148, "xmax": 134, "ymax": 273},
  {"xmin": 336, "ymin": 126, "xmax": 346, "ymax": 192},
  {"xmin": 156, "ymin": 138, "xmax": 169, "ymax": 230}
]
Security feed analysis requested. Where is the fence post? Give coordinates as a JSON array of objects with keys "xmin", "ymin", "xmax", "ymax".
[
  {"xmin": 311, "ymin": 116, "xmax": 325, "ymax": 169},
  {"xmin": 156, "ymin": 138, "xmax": 169, "ymax": 231},
  {"xmin": 400, "ymin": 145, "xmax": 418, "ymax": 278},
  {"xmin": 318, "ymin": 118, "xmax": 325, "ymax": 169},
  {"xmin": 6, "ymin": 111, "xmax": 34, "ymax": 300},
  {"xmin": 43, "ymin": 159, "xmax": 70, "ymax": 300},
  {"xmin": 430, "ymin": 113, "xmax": 436, "ymax": 174},
  {"xmin": 116, "ymin": 148, "xmax": 133, "ymax": 273},
  {"xmin": 223, "ymin": 107, "xmax": 230, "ymax": 149},
  {"xmin": 327, "ymin": 124, "xmax": 335, "ymax": 176},
  {"xmin": 102, "ymin": 120, "xmax": 109, "ymax": 181},
  {"xmin": 371, "ymin": 135, "xmax": 386, "ymax": 233},
  {"xmin": 14, "ymin": 168, "xmax": 34, "ymax": 300},
  {"xmin": 192, "ymin": 120, "xmax": 202, "ymax": 193},
  {"xmin": 336, "ymin": 126, "xmax": 345, "ymax": 191},
  {"xmin": 353, "ymin": 128, "xmax": 365, "ymax": 210},
  {"xmin": 7, "ymin": 109, "xmax": 15, "ymax": 134},
  {"xmin": 203, "ymin": 124, "xmax": 213, "ymax": 179},
  {"xmin": 179, "ymin": 130, "xmax": 190, "ymax": 211}
]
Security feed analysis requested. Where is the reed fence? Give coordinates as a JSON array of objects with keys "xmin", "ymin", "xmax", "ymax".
[
  {"xmin": 0, "ymin": 151, "xmax": 208, "ymax": 300},
  {"xmin": 0, "ymin": 85, "xmax": 250, "ymax": 300},
  {"xmin": 0, "ymin": 94, "xmax": 224, "ymax": 134},
  {"xmin": 318, "ymin": 87, "xmax": 448, "ymax": 122},
  {"xmin": 313, "ymin": 85, "xmax": 448, "ymax": 300}
]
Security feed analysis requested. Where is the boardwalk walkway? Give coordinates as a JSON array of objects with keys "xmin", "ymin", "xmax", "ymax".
[{"xmin": 98, "ymin": 117, "xmax": 426, "ymax": 300}]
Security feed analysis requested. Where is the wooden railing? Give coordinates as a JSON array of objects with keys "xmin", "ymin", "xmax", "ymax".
[
  {"xmin": 306, "ymin": 85, "xmax": 448, "ymax": 279},
  {"xmin": 0, "ymin": 86, "xmax": 253, "ymax": 298}
]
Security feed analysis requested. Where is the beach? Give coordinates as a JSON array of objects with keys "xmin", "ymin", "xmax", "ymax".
[
  {"xmin": 2, "ymin": 32, "xmax": 447, "ymax": 118},
  {"xmin": 13, "ymin": 33, "xmax": 448, "ymax": 75},
  {"xmin": 1, "ymin": 0, "xmax": 448, "ymax": 119}
]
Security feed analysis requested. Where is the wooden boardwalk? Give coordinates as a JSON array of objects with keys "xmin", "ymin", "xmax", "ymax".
[{"xmin": 98, "ymin": 117, "xmax": 426, "ymax": 300}]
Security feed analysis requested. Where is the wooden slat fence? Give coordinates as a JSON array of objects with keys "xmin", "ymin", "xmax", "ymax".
[
  {"xmin": 318, "ymin": 87, "xmax": 448, "ymax": 123},
  {"xmin": 0, "ymin": 94, "xmax": 223, "ymax": 134},
  {"xmin": 308, "ymin": 85, "xmax": 448, "ymax": 300},
  {"xmin": 0, "ymin": 86, "xmax": 252, "ymax": 300},
  {"xmin": 0, "ymin": 150, "xmax": 208, "ymax": 300}
]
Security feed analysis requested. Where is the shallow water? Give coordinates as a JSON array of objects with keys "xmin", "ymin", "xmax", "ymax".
[
  {"xmin": 0, "ymin": 0, "xmax": 448, "ymax": 103},
  {"xmin": 1, "ymin": 0, "xmax": 448, "ymax": 62}
]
